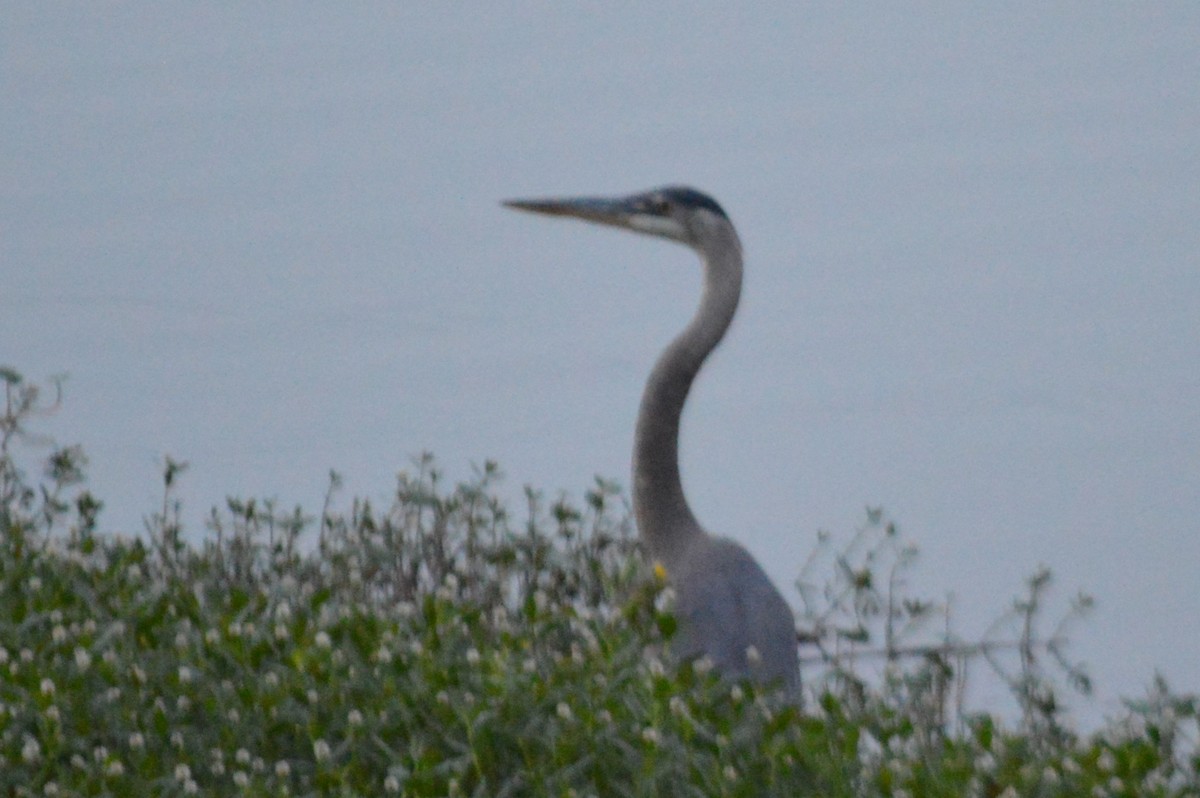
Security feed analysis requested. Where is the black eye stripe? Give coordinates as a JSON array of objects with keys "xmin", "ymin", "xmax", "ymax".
[
  {"xmin": 652, "ymin": 186, "xmax": 728, "ymax": 219},
  {"xmin": 625, "ymin": 186, "xmax": 727, "ymax": 219},
  {"xmin": 648, "ymin": 197, "xmax": 671, "ymax": 215}
]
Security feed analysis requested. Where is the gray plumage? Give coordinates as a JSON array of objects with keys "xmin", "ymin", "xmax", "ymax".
[{"xmin": 504, "ymin": 186, "xmax": 800, "ymax": 694}]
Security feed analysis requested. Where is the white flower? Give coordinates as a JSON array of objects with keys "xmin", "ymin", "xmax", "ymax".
[
  {"xmin": 466, "ymin": 648, "xmax": 481, "ymax": 665},
  {"xmin": 376, "ymin": 644, "xmax": 393, "ymax": 664},
  {"xmin": 640, "ymin": 727, "xmax": 661, "ymax": 746},
  {"xmin": 52, "ymin": 625, "xmax": 67, "ymax": 644},
  {"xmin": 183, "ymin": 779, "xmax": 198, "ymax": 795},
  {"xmin": 42, "ymin": 783, "xmax": 58, "ymax": 797},
  {"xmin": 275, "ymin": 760, "xmax": 291, "ymax": 778},
  {"xmin": 74, "ymin": 647, "xmax": 92, "ymax": 671},
  {"xmin": 348, "ymin": 709, "xmax": 364, "ymax": 727},
  {"xmin": 730, "ymin": 685, "xmax": 744, "ymax": 703},
  {"xmin": 40, "ymin": 678, "xmax": 55, "ymax": 696},
  {"xmin": 44, "ymin": 706, "xmax": 60, "ymax": 723},
  {"xmin": 315, "ymin": 631, "xmax": 332, "ymax": 649},
  {"xmin": 106, "ymin": 760, "xmax": 125, "ymax": 777},
  {"xmin": 274, "ymin": 623, "xmax": 288, "ymax": 641},
  {"xmin": 745, "ymin": 645, "xmax": 761, "ymax": 666},
  {"xmin": 723, "ymin": 765, "xmax": 738, "ymax": 781},
  {"xmin": 129, "ymin": 732, "xmax": 145, "ymax": 750},
  {"xmin": 307, "ymin": 689, "xmax": 319, "ymax": 704},
  {"xmin": 384, "ymin": 774, "xmax": 401, "ymax": 793},
  {"xmin": 312, "ymin": 739, "xmax": 331, "ymax": 762},
  {"xmin": 264, "ymin": 672, "xmax": 279, "ymax": 688},
  {"xmin": 170, "ymin": 731, "xmax": 184, "ymax": 748},
  {"xmin": 233, "ymin": 771, "xmax": 249, "ymax": 787},
  {"xmin": 236, "ymin": 748, "xmax": 251, "ymax": 765},
  {"xmin": 179, "ymin": 666, "xmax": 193, "ymax": 684},
  {"xmin": 175, "ymin": 763, "xmax": 192, "ymax": 782},
  {"xmin": 556, "ymin": 702, "xmax": 572, "ymax": 721},
  {"xmin": 22, "ymin": 735, "xmax": 41, "ymax": 763}
]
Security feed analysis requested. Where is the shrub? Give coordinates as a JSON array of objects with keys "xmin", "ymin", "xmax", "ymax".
[{"xmin": 1, "ymin": 369, "xmax": 1196, "ymax": 796}]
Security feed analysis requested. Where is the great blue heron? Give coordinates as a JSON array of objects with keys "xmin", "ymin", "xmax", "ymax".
[{"xmin": 504, "ymin": 186, "xmax": 800, "ymax": 694}]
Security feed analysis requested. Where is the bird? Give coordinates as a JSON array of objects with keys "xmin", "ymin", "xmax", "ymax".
[{"xmin": 504, "ymin": 186, "xmax": 800, "ymax": 694}]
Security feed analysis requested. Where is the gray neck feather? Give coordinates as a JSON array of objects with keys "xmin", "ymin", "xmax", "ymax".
[{"xmin": 633, "ymin": 222, "xmax": 743, "ymax": 568}]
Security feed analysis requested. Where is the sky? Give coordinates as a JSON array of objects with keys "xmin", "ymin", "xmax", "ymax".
[{"xmin": 3, "ymin": 6, "xmax": 1198, "ymax": 724}]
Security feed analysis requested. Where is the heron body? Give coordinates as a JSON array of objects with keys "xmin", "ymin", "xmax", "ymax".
[{"xmin": 504, "ymin": 186, "xmax": 800, "ymax": 694}]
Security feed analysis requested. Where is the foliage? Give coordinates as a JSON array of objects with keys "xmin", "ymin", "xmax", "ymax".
[{"xmin": 1, "ymin": 369, "xmax": 1198, "ymax": 796}]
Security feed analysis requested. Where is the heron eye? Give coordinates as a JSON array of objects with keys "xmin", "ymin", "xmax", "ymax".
[{"xmin": 649, "ymin": 198, "xmax": 672, "ymax": 215}]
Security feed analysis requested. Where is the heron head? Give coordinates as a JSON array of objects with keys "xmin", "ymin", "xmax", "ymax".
[{"xmin": 503, "ymin": 186, "xmax": 730, "ymax": 249}]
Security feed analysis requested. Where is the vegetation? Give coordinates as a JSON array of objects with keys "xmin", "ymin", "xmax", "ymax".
[{"xmin": 2, "ymin": 369, "xmax": 1197, "ymax": 796}]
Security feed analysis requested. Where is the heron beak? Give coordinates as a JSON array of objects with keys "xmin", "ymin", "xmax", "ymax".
[{"xmin": 502, "ymin": 195, "xmax": 637, "ymax": 230}]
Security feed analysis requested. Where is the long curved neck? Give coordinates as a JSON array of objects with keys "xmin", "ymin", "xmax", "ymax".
[{"xmin": 633, "ymin": 225, "xmax": 743, "ymax": 568}]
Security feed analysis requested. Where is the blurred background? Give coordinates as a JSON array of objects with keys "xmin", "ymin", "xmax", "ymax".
[{"xmin": 3, "ymin": 5, "xmax": 1197, "ymax": 724}]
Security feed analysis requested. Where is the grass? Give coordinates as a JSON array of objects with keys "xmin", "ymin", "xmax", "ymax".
[{"xmin": 1, "ymin": 369, "xmax": 1197, "ymax": 796}]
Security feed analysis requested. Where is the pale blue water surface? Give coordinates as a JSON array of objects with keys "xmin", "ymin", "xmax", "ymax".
[{"xmin": 3, "ymin": 6, "xmax": 1198, "ymax": 724}]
